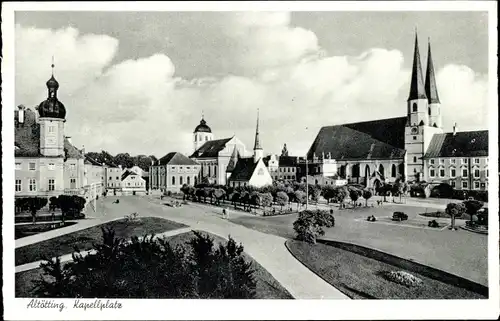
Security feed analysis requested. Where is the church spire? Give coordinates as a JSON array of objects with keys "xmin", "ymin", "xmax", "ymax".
[
  {"xmin": 425, "ymin": 39, "xmax": 440, "ymax": 104},
  {"xmin": 408, "ymin": 30, "xmax": 427, "ymax": 101},
  {"xmin": 253, "ymin": 109, "xmax": 262, "ymax": 151}
]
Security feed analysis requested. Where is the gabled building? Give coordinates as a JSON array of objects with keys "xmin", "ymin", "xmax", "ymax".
[
  {"xmin": 264, "ymin": 144, "xmax": 300, "ymax": 181},
  {"xmin": 150, "ymin": 152, "xmax": 201, "ymax": 193},
  {"xmin": 307, "ymin": 32, "xmax": 488, "ymax": 191},
  {"xmin": 121, "ymin": 169, "xmax": 146, "ymax": 195},
  {"xmin": 14, "ymin": 64, "xmax": 103, "ymax": 202},
  {"xmin": 227, "ymin": 111, "xmax": 273, "ymax": 188},
  {"xmin": 190, "ymin": 116, "xmax": 249, "ymax": 185}
]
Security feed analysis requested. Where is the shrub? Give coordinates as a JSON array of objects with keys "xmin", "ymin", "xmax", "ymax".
[
  {"xmin": 49, "ymin": 196, "xmax": 59, "ymax": 211},
  {"xmin": 362, "ymin": 189, "xmax": 373, "ymax": 207},
  {"xmin": 381, "ymin": 271, "xmax": 423, "ymax": 287},
  {"xmin": 445, "ymin": 202, "xmax": 466, "ymax": 230},
  {"xmin": 349, "ymin": 188, "xmax": 360, "ymax": 204},
  {"xmin": 33, "ymin": 229, "xmax": 256, "ymax": 299},
  {"xmin": 428, "ymin": 220, "xmax": 439, "ymax": 228},
  {"xmin": 431, "ymin": 183, "xmax": 454, "ymax": 199},
  {"xmin": 276, "ymin": 191, "xmax": 289, "ymax": 211},
  {"xmin": 58, "ymin": 195, "xmax": 86, "ymax": 221},
  {"xmin": 293, "ymin": 210, "xmax": 335, "ymax": 244},
  {"xmin": 260, "ymin": 192, "xmax": 273, "ymax": 210},
  {"xmin": 463, "ymin": 199, "xmax": 484, "ymax": 216}
]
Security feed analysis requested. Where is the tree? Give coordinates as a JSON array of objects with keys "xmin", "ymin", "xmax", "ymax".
[
  {"xmin": 445, "ymin": 202, "xmax": 466, "ymax": 230},
  {"xmin": 49, "ymin": 196, "xmax": 59, "ymax": 212},
  {"xmin": 213, "ymin": 189, "xmax": 226, "ymax": 206},
  {"xmin": 25, "ymin": 197, "xmax": 48, "ymax": 224},
  {"xmin": 293, "ymin": 210, "xmax": 335, "ymax": 244},
  {"xmin": 114, "ymin": 153, "xmax": 134, "ymax": 169},
  {"xmin": 230, "ymin": 192, "xmax": 241, "ymax": 209},
  {"xmin": 180, "ymin": 184, "xmax": 190, "ymax": 200},
  {"xmin": 276, "ymin": 191, "xmax": 289, "ymax": 211},
  {"xmin": 260, "ymin": 193, "xmax": 273, "ymax": 212},
  {"xmin": 335, "ymin": 186, "xmax": 348, "ymax": 208},
  {"xmin": 34, "ymin": 228, "xmax": 256, "ymax": 298},
  {"xmin": 463, "ymin": 199, "xmax": 484, "ymax": 222},
  {"xmin": 240, "ymin": 191, "xmax": 251, "ymax": 211},
  {"xmin": 250, "ymin": 192, "xmax": 261, "ymax": 211},
  {"xmin": 285, "ymin": 186, "xmax": 295, "ymax": 205},
  {"xmin": 362, "ymin": 189, "xmax": 373, "ymax": 207},
  {"xmin": 349, "ymin": 188, "xmax": 360, "ymax": 206},
  {"xmin": 322, "ymin": 185, "xmax": 337, "ymax": 204},
  {"xmin": 294, "ymin": 190, "xmax": 306, "ymax": 210},
  {"xmin": 310, "ymin": 185, "xmax": 321, "ymax": 203}
]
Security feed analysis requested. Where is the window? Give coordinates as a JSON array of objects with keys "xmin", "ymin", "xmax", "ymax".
[
  {"xmin": 429, "ymin": 168, "xmax": 435, "ymax": 177},
  {"xmin": 116, "ymin": 177, "xmax": 119, "ymax": 180},
  {"xmin": 413, "ymin": 136, "xmax": 417, "ymax": 140},
  {"xmin": 15, "ymin": 163, "xmax": 21, "ymax": 170},
  {"xmin": 439, "ymin": 159, "xmax": 444, "ymax": 164},
  {"xmin": 451, "ymin": 180, "xmax": 456, "ymax": 188},
  {"xmin": 110, "ymin": 177, "xmax": 112, "ymax": 180},
  {"xmin": 462, "ymin": 169, "xmax": 468, "ymax": 177},
  {"xmin": 292, "ymin": 168, "xmax": 295, "ymax": 172},
  {"xmin": 462, "ymin": 181, "xmax": 468, "ymax": 189},
  {"xmin": 413, "ymin": 156, "xmax": 417, "ymax": 163},
  {"xmin": 412, "ymin": 103, "xmax": 417, "ymax": 112},
  {"xmin": 29, "ymin": 162, "xmax": 36, "ymax": 170},
  {"xmin": 439, "ymin": 168, "xmax": 445, "ymax": 177},
  {"xmin": 48, "ymin": 163, "xmax": 55, "ymax": 170},
  {"xmin": 430, "ymin": 159, "xmax": 435, "ymax": 165},
  {"xmin": 205, "ymin": 136, "xmax": 208, "ymax": 141},
  {"xmin": 131, "ymin": 176, "xmax": 135, "ymax": 180},
  {"xmin": 48, "ymin": 125, "xmax": 55, "ymax": 133},
  {"xmin": 391, "ymin": 164, "xmax": 397, "ymax": 178},
  {"xmin": 172, "ymin": 176, "xmax": 176, "ymax": 185},
  {"xmin": 413, "ymin": 168, "xmax": 417, "ymax": 173},
  {"xmin": 474, "ymin": 181, "xmax": 480, "ymax": 189},
  {"xmin": 180, "ymin": 167, "xmax": 183, "ymax": 170},
  {"xmin": 15, "ymin": 179, "xmax": 22, "ymax": 192},
  {"xmin": 186, "ymin": 167, "xmax": 190, "ymax": 170},
  {"xmin": 70, "ymin": 178, "xmax": 76, "ymax": 189},
  {"xmin": 69, "ymin": 164, "xmax": 76, "ymax": 170},
  {"xmin": 486, "ymin": 169, "xmax": 489, "ymax": 177},
  {"xmin": 48, "ymin": 179, "xmax": 55, "ymax": 191},
  {"xmin": 474, "ymin": 158, "xmax": 480, "ymax": 164},
  {"xmin": 194, "ymin": 135, "xmax": 197, "ymax": 142},
  {"xmin": 450, "ymin": 159, "xmax": 456, "ymax": 164},
  {"xmin": 128, "ymin": 183, "xmax": 130, "ymax": 186},
  {"xmin": 450, "ymin": 168, "xmax": 456, "ymax": 178},
  {"xmin": 29, "ymin": 179, "xmax": 37, "ymax": 191},
  {"xmin": 474, "ymin": 169, "xmax": 480, "ymax": 178},
  {"xmin": 187, "ymin": 176, "xmax": 191, "ymax": 185},
  {"xmin": 180, "ymin": 176, "xmax": 183, "ymax": 185},
  {"xmin": 462, "ymin": 158, "xmax": 468, "ymax": 164}
]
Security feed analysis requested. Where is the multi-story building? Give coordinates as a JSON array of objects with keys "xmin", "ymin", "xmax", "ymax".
[
  {"xmin": 264, "ymin": 145, "xmax": 300, "ymax": 181},
  {"xmin": 105, "ymin": 165, "xmax": 123, "ymax": 192},
  {"xmin": 306, "ymin": 32, "xmax": 488, "ymax": 191},
  {"xmin": 14, "ymin": 65, "xmax": 103, "ymax": 203},
  {"xmin": 121, "ymin": 169, "xmax": 147, "ymax": 195},
  {"xmin": 149, "ymin": 152, "xmax": 201, "ymax": 193}
]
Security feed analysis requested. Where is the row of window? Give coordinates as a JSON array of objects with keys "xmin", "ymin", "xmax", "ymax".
[
  {"xmin": 278, "ymin": 167, "xmax": 295, "ymax": 173},
  {"xmin": 274, "ymin": 175, "xmax": 296, "ymax": 180},
  {"xmin": 451, "ymin": 180, "xmax": 486, "ymax": 190},
  {"xmin": 429, "ymin": 168, "xmax": 488, "ymax": 179},
  {"xmin": 429, "ymin": 158, "xmax": 487, "ymax": 165},
  {"xmin": 15, "ymin": 162, "xmax": 79, "ymax": 171},
  {"xmin": 15, "ymin": 178, "xmax": 77, "ymax": 192}
]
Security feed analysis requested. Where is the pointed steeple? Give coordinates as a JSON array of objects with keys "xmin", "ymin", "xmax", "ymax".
[
  {"xmin": 226, "ymin": 146, "xmax": 239, "ymax": 173},
  {"xmin": 281, "ymin": 143, "xmax": 289, "ymax": 157},
  {"xmin": 425, "ymin": 39, "xmax": 440, "ymax": 104},
  {"xmin": 253, "ymin": 109, "xmax": 262, "ymax": 150},
  {"xmin": 408, "ymin": 30, "xmax": 427, "ymax": 101}
]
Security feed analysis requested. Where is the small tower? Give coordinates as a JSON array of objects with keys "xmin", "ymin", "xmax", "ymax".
[
  {"xmin": 425, "ymin": 39, "xmax": 442, "ymax": 128},
  {"xmin": 407, "ymin": 30, "xmax": 428, "ymax": 127},
  {"xmin": 281, "ymin": 143, "xmax": 289, "ymax": 157},
  {"xmin": 38, "ymin": 59, "xmax": 66, "ymax": 157},
  {"xmin": 193, "ymin": 113, "xmax": 214, "ymax": 152},
  {"xmin": 253, "ymin": 109, "xmax": 264, "ymax": 163}
]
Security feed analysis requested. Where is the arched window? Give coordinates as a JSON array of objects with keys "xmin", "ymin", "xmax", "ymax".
[
  {"xmin": 339, "ymin": 165, "xmax": 346, "ymax": 178},
  {"xmin": 351, "ymin": 164, "xmax": 360, "ymax": 177},
  {"xmin": 428, "ymin": 107, "xmax": 431, "ymax": 115},
  {"xmin": 187, "ymin": 176, "xmax": 191, "ymax": 185},
  {"xmin": 195, "ymin": 135, "xmax": 197, "ymax": 142},
  {"xmin": 205, "ymin": 136, "xmax": 208, "ymax": 141},
  {"xmin": 214, "ymin": 166, "xmax": 217, "ymax": 177},
  {"xmin": 208, "ymin": 165, "xmax": 211, "ymax": 177},
  {"xmin": 364, "ymin": 165, "xmax": 370, "ymax": 179},
  {"xmin": 412, "ymin": 103, "xmax": 417, "ymax": 112},
  {"xmin": 378, "ymin": 164, "xmax": 385, "ymax": 177},
  {"xmin": 172, "ymin": 176, "xmax": 176, "ymax": 185},
  {"xmin": 391, "ymin": 164, "xmax": 397, "ymax": 178},
  {"xmin": 180, "ymin": 176, "xmax": 183, "ymax": 185}
]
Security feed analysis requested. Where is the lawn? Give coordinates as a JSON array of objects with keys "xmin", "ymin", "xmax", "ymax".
[
  {"xmin": 419, "ymin": 211, "xmax": 470, "ymax": 220},
  {"xmin": 286, "ymin": 239, "xmax": 486, "ymax": 299},
  {"xmin": 15, "ymin": 222, "xmax": 78, "ymax": 239},
  {"xmin": 15, "ymin": 217, "xmax": 187, "ymax": 266},
  {"xmin": 16, "ymin": 230, "xmax": 293, "ymax": 299}
]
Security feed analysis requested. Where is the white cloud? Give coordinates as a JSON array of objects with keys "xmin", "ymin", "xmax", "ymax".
[{"xmin": 15, "ymin": 17, "xmax": 488, "ymax": 158}]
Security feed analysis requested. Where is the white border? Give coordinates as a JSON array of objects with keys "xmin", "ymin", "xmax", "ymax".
[{"xmin": 2, "ymin": 2, "xmax": 499, "ymax": 320}]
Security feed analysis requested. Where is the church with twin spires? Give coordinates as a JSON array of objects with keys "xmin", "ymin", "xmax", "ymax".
[{"xmin": 307, "ymin": 32, "xmax": 489, "ymax": 191}]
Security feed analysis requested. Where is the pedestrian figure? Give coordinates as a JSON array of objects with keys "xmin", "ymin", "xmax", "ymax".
[{"xmin": 222, "ymin": 208, "xmax": 227, "ymax": 219}]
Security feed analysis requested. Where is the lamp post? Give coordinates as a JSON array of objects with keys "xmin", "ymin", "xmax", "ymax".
[{"xmin": 305, "ymin": 156, "xmax": 309, "ymax": 210}]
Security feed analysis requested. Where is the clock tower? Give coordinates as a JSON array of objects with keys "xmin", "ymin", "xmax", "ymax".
[
  {"xmin": 404, "ymin": 32, "xmax": 443, "ymax": 181},
  {"xmin": 38, "ymin": 62, "xmax": 66, "ymax": 157}
]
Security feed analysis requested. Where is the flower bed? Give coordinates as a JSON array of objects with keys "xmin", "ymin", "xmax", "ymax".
[{"xmin": 381, "ymin": 270, "xmax": 423, "ymax": 287}]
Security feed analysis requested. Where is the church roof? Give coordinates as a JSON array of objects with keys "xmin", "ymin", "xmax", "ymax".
[
  {"xmin": 226, "ymin": 147, "xmax": 240, "ymax": 173},
  {"xmin": 308, "ymin": 117, "xmax": 407, "ymax": 161},
  {"xmin": 84, "ymin": 155, "xmax": 103, "ymax": 166},
  {"xmin": 14, "ymin": 108, "xmax": 83, "ymax": 159},
  {"xmin": 159, "ymin": 152, "xmax": 199, "ymax": 166},
  {"xmin": 228, "ymin": 157, "xmax": 259, "ymax": 182},
  {"xmin": 190, "ymin": 137, "xmax": 233, "ymax": 158},
  {"xmin": 423, "ymin": 130, "xmax": 488, "ymax": 158},
  {"xmin": 425, "ymin": 41, "xmax": 440, "ymax": 104},
  {"xmin": 194, "ymin": 118, "xmax": 212, "ymax": 133},
  {"xmin": 408, "ymin": 32, "xmax": 427, "ymax": 101}
]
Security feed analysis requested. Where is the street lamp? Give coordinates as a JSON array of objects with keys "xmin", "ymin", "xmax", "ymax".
[{"xmin": 305, "ymin": 126, "xmax": 309, "ymax": 210}]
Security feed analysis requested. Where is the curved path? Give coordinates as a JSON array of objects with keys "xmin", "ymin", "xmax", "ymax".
[{"xmin": 16, "ymin": 196, "xmax": 349, "ymax": 300}]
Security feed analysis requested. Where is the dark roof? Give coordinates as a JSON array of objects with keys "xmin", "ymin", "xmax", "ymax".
[
  {"xmin": 38, "ymin": 98, "xmax": 66, "ymax": 119},
  {"xmin": 423, "ymin": 130, "xmax": 488, "ymax": 158},
  {"xmin": 121, "ymin": 169, "xmax": 139, "ymax": 181},
  {"xmin": 308, "ymin": 117, "xmax": 407, "ymax": 161},
  {"xmin": 425, "ymin": 42, "xmax": 440, "ymax": 104},
  {"xmin": 14, "ymin": 108, "xmax": 82, "ymax": 159},
  {"xmin": 408, "ymin": 33, "xmax": 427, "ymax": 101},
  {"xmin": 278, "ymin": 156, "xmax": 298, "ymax": 167},
  {"xmin": 228, "ymin": 157, "xmax": 258, "ymax": 182},
  {"xmin": 194, "ymin": 118, "xmax": 212, "ymax": 133},
  {"xmin": 85, "ymin": 155, "xmax": 102, "ymax": 166},
  {"xmin": 159, "ymin": 152, "xmax": 199, "ymax": 166},
  {"xmin": 226, "ymin": 147, "xmax": 240, "ymax": 173},
  {"xmin": 190, "ymin": 137, "xmax": 232, "ymax": 158}
]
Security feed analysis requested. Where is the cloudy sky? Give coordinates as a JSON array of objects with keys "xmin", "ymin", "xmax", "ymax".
[{"xmin": 15, "ymin": 11, "xmax": 489, "ymax": 157}]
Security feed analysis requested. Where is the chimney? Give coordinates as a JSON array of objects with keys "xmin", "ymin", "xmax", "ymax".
[
  {"xmin": 18, "ymin": 105, "xmax": 25, "ymax": 124},
  {"xmin": 453, "ymin": 122, "xmax": 457, "ymax": 136}
]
